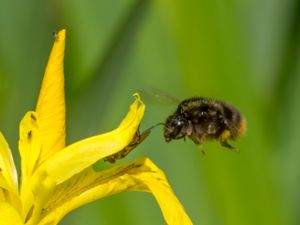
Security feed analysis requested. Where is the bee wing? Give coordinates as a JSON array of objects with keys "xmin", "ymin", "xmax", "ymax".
[{"xmin": 137, "ymin": 87, "xmax": 180, "ymax": 105}]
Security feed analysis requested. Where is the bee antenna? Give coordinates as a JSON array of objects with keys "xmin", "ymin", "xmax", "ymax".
[{"xmin": 145, "ymin": 122, "xmax": 165, "ymax": 132}]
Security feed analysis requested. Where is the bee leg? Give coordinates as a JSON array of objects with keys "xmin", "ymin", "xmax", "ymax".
[
  {"xmin": 174, "ymin": 134, "xmax": 186, "ymax": 142},
  {"xmin": 179, "ymin": 135, "xmax": 186, "ymax": 143},
  {"xmin": 198, "ymin": 144, "xmax": 206, "ymax": 156},
  {"xmin": 219, "ymin": 129, "xmax": 239, "ymax": 152},
  {"xmin": 189, "ymin": 136, "xmax": 206, "ymax": 155},
  {"xmin": 220, "ymin": 140, "xmax": 239, "ymax": 153}
]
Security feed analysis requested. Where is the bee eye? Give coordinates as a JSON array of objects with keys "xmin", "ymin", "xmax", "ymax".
[
  {"xmin": 200, "ymin": 111, "xmax": 207, "ymax": 117},
  {"xmin": 177, "ymin": 121, "xmax": 182, "ymax": 126},
  {"xmin": 176, "ymin": 118, "xmax": 186, "ymax": 126}
]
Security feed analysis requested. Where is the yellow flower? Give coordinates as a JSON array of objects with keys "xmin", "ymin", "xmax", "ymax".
[{"xmin": 0, "ymin": 30, "xmax": 193, "ymax": 225}]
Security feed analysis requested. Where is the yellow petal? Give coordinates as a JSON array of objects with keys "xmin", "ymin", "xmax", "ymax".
[
  {"xmin": 19, "ymin": 111, "xmax": 42, "ymax": 183},
  {"xmin": 35, "ymin": 93, "xmax": 144, "ymax": 185},
  {"xmin": 18, "ymin": 111, "xmax": 44, "ymax": 220},
  {"xmin": 0, "ymin": 202, "xmax": 23, "ymax": 225},
  {"xmin": 37, "ymin": 158, "xmax": 193, "ymax": 225},
  {"xmin": 134, "ymin": 172, "xmax": 193, "ymax": 225},
  {"xmin": 0, "ymin": 173, "xmax": 19, "ymax": 206},
  {"xmin": 0, "ymin": 188, "xmax": 5, "ymax": 201},
  {"xmin": 0, "ymin": 168, "xmax": 21, "ymax": 216},
  {"xmin": 0, "ymin": 132, "xmax": 18, "ymax": 192},
  {"xmin": 35, "ymin": 29, "xmax": 66, "ymax": 164}
]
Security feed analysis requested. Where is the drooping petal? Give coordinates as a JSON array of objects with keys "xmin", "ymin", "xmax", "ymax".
[
  {"xmin": 35, "ymin": 93, "xmax": 144, "ymax": 185},
  {"xmin": 36, "ymin": 158, "xmax": 193, "ymax": 225},
  {"xmin": 35, "ymin": 29, "xmax": 66, "ymax": 164},
  {"xmin": 0, "ymin": 202, "xmax": 23, "ymax": 225}
]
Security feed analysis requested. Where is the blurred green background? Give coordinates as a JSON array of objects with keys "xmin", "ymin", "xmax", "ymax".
[{"xmin": 0, "ymin": 0, "xmax": 299, "ymax": 225}]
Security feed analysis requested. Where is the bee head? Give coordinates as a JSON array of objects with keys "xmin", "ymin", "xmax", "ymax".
[{"xmin": 164, "ymin": 114, "xmax": 187, "ymax": 142}]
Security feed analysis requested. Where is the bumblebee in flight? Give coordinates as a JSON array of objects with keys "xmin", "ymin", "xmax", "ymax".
[{"xmin": 163, "ymin": 97, "xmax": 246, "ymax": 153}]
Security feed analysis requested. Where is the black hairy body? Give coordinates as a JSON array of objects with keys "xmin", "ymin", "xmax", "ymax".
[{"xmin": 163, "ymin": 97, "xmax": 246, "ymax": 151}]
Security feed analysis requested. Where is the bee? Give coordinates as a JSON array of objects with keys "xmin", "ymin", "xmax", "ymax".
[{"xmin": 163, "ymin": 97, "xmax": 246, "ymax": 153}]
